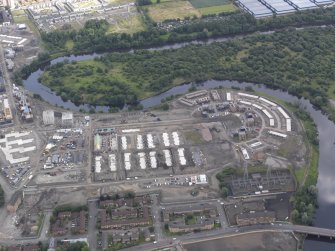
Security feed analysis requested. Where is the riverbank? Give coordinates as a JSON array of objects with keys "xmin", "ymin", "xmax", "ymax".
[
  {"xmin": 255, "ymin": 91, "xmax": 319, "ymax": 188},
  {"xmin": 34, "ymin": 27, "xmax": 335, "ymax": 124},
  {"xmin": 254, "ymin": 90, "xmax": 319, "ymax": 226}
]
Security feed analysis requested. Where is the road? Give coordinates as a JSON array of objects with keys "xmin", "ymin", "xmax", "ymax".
[
  {"xmin": 150, "ymin": 194, "xmax": 164, "ymax": 242},
  {"xmin": 39, "ymin": 210, "xmax": 52, "ymax": 240},
  {"xmin": 87, "ymin": 199, "xmax": 99, "ymax": 250},
  {"xmin": 24, "ymin": 173, "xmax": 209, "ymax": 191},
  {"xmin": 111, "ymin": 222, "xmax": 335, "ymax": 251}
]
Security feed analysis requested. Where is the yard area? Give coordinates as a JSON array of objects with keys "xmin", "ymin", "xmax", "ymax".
[
  {"xmin": 146, "ymin": 0, "xmax": 201, "ymax": 23},
  {"xmin": 189, "ymin": 0, "xmax": 230, "ymax": 8},
  {"xmin": 198, "ymin": 3, "xmax": 237, "ymax": 15},
  {"xmin": 188, "ymin": 0, "xmax": 237, "ymax": 15},
  {"xmin": 12, "ymin": 12, "xmax": 40, "ymax": 36}
]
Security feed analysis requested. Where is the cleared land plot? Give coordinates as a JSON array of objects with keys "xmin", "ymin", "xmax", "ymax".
[
  {"xmin": 146, "ymin": 0, "xmax": 201, "ymax": 22},
  {"xmin": 198, "ymin": 3, "xmax": 237, "ymax": 15},
  {"xmin": 108, "ymin": 15, "xmax": 146, "ymax": 34}
]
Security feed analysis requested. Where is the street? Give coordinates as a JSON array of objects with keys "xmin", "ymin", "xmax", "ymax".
[{"xmin": 87, "ymin": 199, "xmax": 99, "ymax": 250}]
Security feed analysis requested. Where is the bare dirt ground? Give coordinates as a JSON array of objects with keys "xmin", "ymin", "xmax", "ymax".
[{"xmin": 184, "ymin": 231, "xmax": 298, "ymax": 251}]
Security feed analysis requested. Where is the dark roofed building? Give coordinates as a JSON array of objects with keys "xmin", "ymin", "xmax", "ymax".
[
  {"xmin": 8, "ymin": 245, "xmax": 22, "ymax": 251},
  {"xmin": 23, "ymin": 244, "xmax": 39, "ymax": 251},
  {"xmin": 7, "ymin": 191, "xmax": 22, "ymax": 214}
]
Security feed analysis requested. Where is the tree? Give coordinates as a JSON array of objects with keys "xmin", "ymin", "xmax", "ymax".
[
  {"xmin": 291, "ymin": 209, "xmax": 300, "ymax": 223},
  {"xmin": 125, "ymin": 191, "xmax": 135, "ymax": 199},
  {"xmin": 137, "ymin": 0, "xmax": 151, "ymax": 5},
  {"xmin": 220, "ymin": 187, "xmax": 229, "ymax": 198},
  {"xmin": 0, "ymin": 185, "xmax": 4, "ymax": 207},
  {"xmin": 301, "ymin": 212, "xmax": 311, "ymax": 225}
]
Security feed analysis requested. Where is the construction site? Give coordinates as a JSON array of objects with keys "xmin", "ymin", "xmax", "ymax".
[
  {"xmin": 92, "ymin": 123, "xmax": 234, "ymax": 182},
  {"xmin": 0, "ymin": 88, "xmax": 310, "ymax": 250}
]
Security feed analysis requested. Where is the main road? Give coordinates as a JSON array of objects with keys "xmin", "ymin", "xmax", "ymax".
[{"xmin": 119, "ymin": 223, "xmax": 335, "ymax": 251}]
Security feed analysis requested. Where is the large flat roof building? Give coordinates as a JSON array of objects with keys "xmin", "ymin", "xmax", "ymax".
[
  {"xmin": 43, "ymin": 110, "xmax": 55, "ymax": 125},
  {"xmin": 61, "ymin": 112, "xmax": 73, "ymax": 127}
]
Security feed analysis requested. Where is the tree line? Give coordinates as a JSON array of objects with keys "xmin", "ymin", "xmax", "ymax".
[
  {"xmin": 39, "ymin": 8, "xmax": 335, "ymax": 56},
  {"xmin": 0, "ymin": 184, "xmax": 4, "ymax": 207}
]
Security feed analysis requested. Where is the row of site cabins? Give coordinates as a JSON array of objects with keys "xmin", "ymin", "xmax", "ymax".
[
  {"xmin": 0, "ymin": 98, "xmax": 13, "ymax": 123},
  {"xmin": 241, "ymin": 129, "xmax": 288, "ymax": 160},
  {"xmin": 94, "ymin": 131, "xmax": 181, "ymax": 152},
  {"xmin": 0, "ymin": 34, "xmax": 27, "ymax": 46},
  {"xmin": 179, "ymin": 90, "xmax": 291, "ymax": 132},
  {"xmin": 237, "ymin": 92, "xmax": 291, "ymax": 132},
  {"xmin": 95, "ymin": 148, "xmax": 187, "ymax": 173}
]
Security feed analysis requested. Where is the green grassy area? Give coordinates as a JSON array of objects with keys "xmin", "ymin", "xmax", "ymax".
[
  {"xmin": 184, "ymin": 131, "xmax": 206, "ymax": 144},
  {"xmin": 189, "ymin": 0, "xmax": 230, "ymax": 8},
  {"xmin": 105, "ymin": 0, "xmax": 134, "ymax": 5},
  {"xmin": 198, "ymin": 3, "xmax": 237, "ymax": 15},
  {"xmin": 145, "ymin": 0, "xmax": 201, "ymax": 22},
  {"xmin": 11, "ymin": 9, "xmax": 25, "ymax": 15},
  {"xmin": 185, "ymin": 215, "xmax": 197, "ymax": 225},
  {"xmin": 65, "ymin": 40, "xmax": 74, "ymax": 51},
  {"xmin": 107, "ymin": 234, "xmax": 145, "ymax": 251},
  {"xmin": 107, "ymin": 15, "xmax": 146, "ymax": 34},
  {"xmin": 12, "ymin": 13, "xmax": 40, "ymax": 37},
  {"xmin": 36, "ymin": 214, "xmax": 45, "ymax": 237},
  {"xmin": 40, "ymin": 60, "xmax": 145, "ymax": 107}
]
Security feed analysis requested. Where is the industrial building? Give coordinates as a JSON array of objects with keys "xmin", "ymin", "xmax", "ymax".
[
  {"xmin": 236, "ymin": 0, "xmax": 328, "ymax": 17},
  {"xmin": 61, "ymin": 112, "xmax": 73, "ymax": 127},
  {"xmin": 42, "ymin": 110, "xmax": 55, "ymax": 125},
  {"xmin": 1, "ymin": 0, "xmax": 14, "ymax": 9},
  {"xmin": 3, "ymin": 98, "xmax": 12, "ymax": 122}
]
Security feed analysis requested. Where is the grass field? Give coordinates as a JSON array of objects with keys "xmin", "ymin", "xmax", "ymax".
[
  {"xmin": 146, "ymin": 0, "xmax": 201, "ymax": 22},
  {"xmin": 184, "ymin": 131, "xmax": 206, "ymax": 144},
  {"xmin": 188, "ymin": 0, "xmax": 237, "ymax": 15},
  {"xmin": 65, "ymin": 40, "xmax": 74, "ymax": 51},
  {"xmin": 198, "ymin": 3, "xmax": 237, "ymax": 15},
  {"xmin": 189, "ymin": 0, "xmax": 230, "ymax": 8},
  {"xmin": 108, "ymin": 15, "xmax": 146, "ymax": 34},
  {"xmin": 41, "ymin": 60, "xmax": 155, "ymax": 106},
  {"xmin": 11, "ymin": 9, "xmax": 25, "ymax": 16}
]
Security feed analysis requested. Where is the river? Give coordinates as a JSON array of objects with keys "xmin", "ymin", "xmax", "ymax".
[{"xmin": 23, "ymin": 55, "xmax": 335, "ymax": 251}]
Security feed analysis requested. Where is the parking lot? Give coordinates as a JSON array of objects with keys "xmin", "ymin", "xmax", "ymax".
[
  {"xmin": 42, "ymin": 128, "xmax": 88, "ymax": 170},
  {"xmin": 1, "ymin": 161, "xmax": 32, "ymax": 187}
]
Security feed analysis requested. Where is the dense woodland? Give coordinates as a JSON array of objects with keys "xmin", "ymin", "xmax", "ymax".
[
  {"xmin": 40, "ymin": 28, "xmax": 335, "ymax": 121},
  {"xmin": 15, "ymin": 7, "xmax": 335, "ymax": 92}
]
